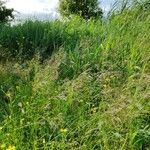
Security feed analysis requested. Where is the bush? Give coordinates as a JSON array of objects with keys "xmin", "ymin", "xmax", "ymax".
[
  {"xmin": 0, "ymin": 0, "xmax": 14, "ymax": 23},
  {"xmin": 59, "ymin": 0, "xmax": 103, "ymax": 20}
]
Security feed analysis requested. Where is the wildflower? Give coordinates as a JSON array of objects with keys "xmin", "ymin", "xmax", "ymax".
[
  {"xmin": 0, "ymin": 143, "xmax": 6, "ymax": 149},
  {"xmin": 60, "ymin": 128, "xmax": 68, "ymax": 133},
  {"xmin": 106, "ymin": 79, "xmax": 110, "ymax": 83},
  {"xmin": 91, "ymin": 107, "xmax": 98, "ymax": 113},
  {"xmin": 6, "ymin": 145, "xmax": 16, "ymax": 150}
]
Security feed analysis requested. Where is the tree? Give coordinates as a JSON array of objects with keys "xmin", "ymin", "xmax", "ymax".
[
  {"xmin": 133, "ymin": 0, "xmax": 150, "ymax": 11},
  {"xmin": 59, "ymin": 0, "xmax": 103, "ymax": 20},
  {"xmin": 0, "ymin": 0, "xmax": 14, "ymax": 23}
]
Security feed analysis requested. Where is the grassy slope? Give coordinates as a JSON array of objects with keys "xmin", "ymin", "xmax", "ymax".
[{"xmin": 0, "ymin": 3, "xmax": 150, "ymax": 150}]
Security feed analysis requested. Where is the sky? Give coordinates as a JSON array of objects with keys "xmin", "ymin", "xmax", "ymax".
[{"xmin": 6, "ymin": 0, "xmax": 115, "ymax": 18}]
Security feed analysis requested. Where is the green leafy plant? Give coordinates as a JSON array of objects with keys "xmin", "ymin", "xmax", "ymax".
[{"xmin": 59, "ymin": 0, "xmax": 103, "ymax": 19}]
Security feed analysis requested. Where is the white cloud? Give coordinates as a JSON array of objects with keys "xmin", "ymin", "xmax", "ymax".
[
  {"xmin": 6, "ymin": 0, "xmax": 115, "ymax": 14},
  {"xmin": 6, "ymin": 0, "xmax": 59, "ymax": 14}
]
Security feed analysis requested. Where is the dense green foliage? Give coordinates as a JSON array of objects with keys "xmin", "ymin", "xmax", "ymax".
[
  {"xmin": 0, "ymin": 1, "xmax": 150, "ymax": 150},
  {"xmin": 0, "ymin": 0, "xmax": 14, "ymax": 23},
  {"xmin": 59, "ymin": 0, "xmax": 103, "ymax": 19},
  {"xmin": 0, "ymin": 21, "xmax": 65, "ymax": 61}
]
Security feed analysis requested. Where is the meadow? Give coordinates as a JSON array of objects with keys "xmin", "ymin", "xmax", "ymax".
[{"xmin": 0, "ymin": 1, "xmax": 150, "ymax": 150}]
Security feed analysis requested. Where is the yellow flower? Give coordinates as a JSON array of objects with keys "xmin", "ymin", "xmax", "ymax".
[
  {"xmin": 91, "ymin": 107, "xmax": 98, "ymax": 113},
  {"xmin": 60, "ymin": 128, "xmax": 68, "ymax": 133},
  {"xmin": 0, "ymin": 143, "xmax": 6, "ymax": 149},
  {"xmin": 6, "ymin": 145, "xmax": 16, "ymax": 150}
]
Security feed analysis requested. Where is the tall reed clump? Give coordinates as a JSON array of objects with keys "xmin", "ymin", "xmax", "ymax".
[
  {"xmin": 0, "ymin": 18, "xmax": 102, "ymax": 62},
  {"xmin": 0, "ymin": 21, "xmax": 65, "ymax": 61},
  {"xmin": 0, "ymin": 1, "xmax": 150, "ymax": 150}
]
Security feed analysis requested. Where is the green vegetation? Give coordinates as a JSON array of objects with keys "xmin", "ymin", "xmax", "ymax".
[
  {"xmin": 0, "ymin": 1, "xmax": 150, "ymax": 150},
  {"xmin": 0, "ymin": 0, "xmax": 14, "ymax": 23},
  {"xmin": 59, "ymin": 0, "xmax": 103, "ymax": 19}
]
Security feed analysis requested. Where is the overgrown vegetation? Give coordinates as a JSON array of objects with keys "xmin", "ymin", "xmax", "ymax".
[{"xmin": 0, "ymin": 1, "xmax": 150, "ymax": 150}]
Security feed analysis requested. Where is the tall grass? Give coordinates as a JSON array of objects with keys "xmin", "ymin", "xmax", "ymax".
[
  {"xmin": 0, "ymin": 1, "xmax": 150, "ymax": 150},
  {"xmin": 0, "ymin": 18, "xmax": 103, "ymax": 62}
]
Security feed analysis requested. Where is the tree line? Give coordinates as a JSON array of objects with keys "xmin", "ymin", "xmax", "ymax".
[
  {"xmin": 0, "ymin": 0, "xmax": 14, "ymax": 23},
  {"xmin": 0, "ymin": 0, "xmax": 103, "ymax": 23}
]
